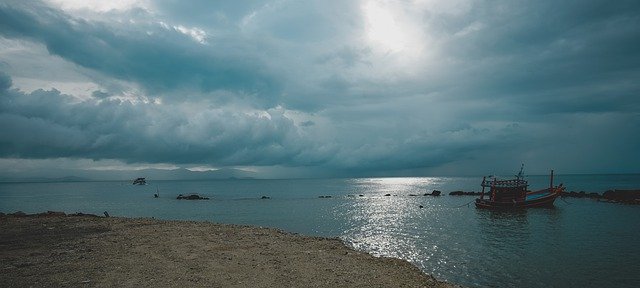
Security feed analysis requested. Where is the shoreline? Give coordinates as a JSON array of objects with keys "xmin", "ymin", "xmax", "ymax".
[{"xmin": 0, "ymin": 212, "xmax": 458, "ymax": 287}]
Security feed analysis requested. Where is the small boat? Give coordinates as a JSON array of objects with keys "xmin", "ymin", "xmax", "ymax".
[
  {"xmin": 132, "ymin": 177, "xmax": 147, "ymax": 185},
  {"xmin": 475, "ymin": 165, "xmax": 564, "ymax": 209}
]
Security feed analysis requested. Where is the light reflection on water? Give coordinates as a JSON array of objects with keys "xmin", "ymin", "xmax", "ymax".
[
  {"xmin": 1, "ymin": 176, "xmax": 639, "ymax": 287},
  {"xmin": 331, "ymin": 177, "xmax": 639, "ymax": 288}
]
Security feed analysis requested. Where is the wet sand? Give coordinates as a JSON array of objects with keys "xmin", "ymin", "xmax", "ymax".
[{"xmin": 0, "ymin": 213, "xmax": 457, "ymax": 287}]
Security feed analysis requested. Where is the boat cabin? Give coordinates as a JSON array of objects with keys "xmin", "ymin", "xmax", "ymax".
[
  {"xmin": 481, "ymin": 177, "xmax": 528, "ymax": 202},
  {"xmin": 132, "ymin": 177, "xmax": 146, "ymax": 185}
]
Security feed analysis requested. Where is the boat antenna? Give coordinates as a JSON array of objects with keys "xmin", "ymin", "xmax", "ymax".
[{"xmin": 516, "ymin": 163, "xmax": 524, "ymax": 179}]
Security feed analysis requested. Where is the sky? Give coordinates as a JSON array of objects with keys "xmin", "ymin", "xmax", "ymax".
[{"xmin": 0, "ymin": 0, "xmax": 639, "ymax": 179}]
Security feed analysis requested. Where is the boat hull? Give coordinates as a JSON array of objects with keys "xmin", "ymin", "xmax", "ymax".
[{"xmin": 475, "ymin": 188, "xmax": 561, "ymax": 209}]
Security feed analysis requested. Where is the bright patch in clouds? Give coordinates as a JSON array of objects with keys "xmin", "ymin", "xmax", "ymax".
[
  {"xmin": 361, "ymin": 0, "xmax": 428, "ymax": 70},
  {"xmin": 173, "ymin": 25, "xmax": 208, "ymax": 44},
  {"xmin": 363, "ymin": 0, "xmax": 408, "ymax": 53}
]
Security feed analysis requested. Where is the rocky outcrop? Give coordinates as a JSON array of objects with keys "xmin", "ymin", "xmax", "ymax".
[
  {"xmin": 448, "ymin": 191, "xmax": 482, "ymax": 196},
  {"xmin": 176, "ymin": 194, "xmax": 210, "ymax": 200},
  {"xmin": 602, "ymin": 189, "xmax": 640, "ymax": 204},
  {"xmin": 561, "ymin": 191, "xmax": 602, "ymax": 199},
  {"xmin": 429, "ymin": 190, "xmax": 441, "ymax": 196}
]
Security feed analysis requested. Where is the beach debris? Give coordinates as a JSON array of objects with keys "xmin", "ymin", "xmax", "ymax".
[
  {"xmin": 384, "ymin": 194, "xmax": 391, "ymax": 197},
  {"xmin": 261, "ymin": 196, "xmax": 271, "ymax": 199},
  {"xmin": 318, "ymin": 195, "xmax": 332, "ymax": 198},
  {"xmin": 419, "ymin": 205, "xmax": 424, "ymax": 208},
  {"xmin": 103, "ymin": 211, "xmax": 110, "ymax": 218}
]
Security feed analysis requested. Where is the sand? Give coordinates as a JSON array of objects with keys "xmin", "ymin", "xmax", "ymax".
[{"xmin": 0, "ymin": 213, "xmax": 457, "ymax": 287}]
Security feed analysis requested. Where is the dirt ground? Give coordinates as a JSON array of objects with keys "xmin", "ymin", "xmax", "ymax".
[{"xmin": 0, "ymin": 213, "xmax": 457, "ymax": 287}]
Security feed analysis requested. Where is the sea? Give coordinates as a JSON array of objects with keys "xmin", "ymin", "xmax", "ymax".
[{"xmin": 1, "ymin": 174, "xmax": 639, "ymax": 288}]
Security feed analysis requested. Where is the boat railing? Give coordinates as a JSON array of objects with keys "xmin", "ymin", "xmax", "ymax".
[{"xmin": 481, "ymin": 179, "xmax": 528, "ymax": 188}]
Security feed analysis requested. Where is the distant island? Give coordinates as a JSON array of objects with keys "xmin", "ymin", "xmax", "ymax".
[
  {"xmin": 0, "ymin": 168, "xmax": 256, "ymax": 182},
  {"xmin": 0, "ymin": 176, "xmax": 92, "ymax": 183}
]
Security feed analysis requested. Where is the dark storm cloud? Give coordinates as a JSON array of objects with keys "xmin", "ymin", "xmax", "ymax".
[
  {"xmin": 0, "ymin": 71, "xmax": 306, "ymax": 165},
  {"xmin": 0, "ymin": 70, "xmax": 510, "ymax": 172},
  {"xmin": 441, "ymin": 0, "xmax": 640, "ymax": 115},
  {"xmin": 0, "ymin": 71, "xmax": 11, "ymax": 90},
  {"xmin": 0, "ymin": 0, "xmax": 639, "ymax": 177},
  {"xmin": 0, "ymin": 1, "xmax": 281, "ymax": 104}
]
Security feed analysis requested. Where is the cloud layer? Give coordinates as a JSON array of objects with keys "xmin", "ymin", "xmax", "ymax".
[{"xmin": 1, "ymin": 0, "xmax": 639, "ymax": 177}]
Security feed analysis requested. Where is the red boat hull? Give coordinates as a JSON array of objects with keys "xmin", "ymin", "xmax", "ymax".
[{"xmin": 475, "ymin": 188, "xmax": 562, "ymax": 209}]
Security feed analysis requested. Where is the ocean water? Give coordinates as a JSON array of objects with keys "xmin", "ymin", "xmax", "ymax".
[{"xmin": 1, "ymin": 174, "xmax": 639, "ymax": 287}]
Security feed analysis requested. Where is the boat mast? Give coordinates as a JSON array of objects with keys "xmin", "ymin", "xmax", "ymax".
[
  {"xmin": 516, "ymin": 163, "xmax": 524, "ymax": 180},
  {"xmin": 549, "ymin": 169, "xmax": 554, "ymax": 191}
]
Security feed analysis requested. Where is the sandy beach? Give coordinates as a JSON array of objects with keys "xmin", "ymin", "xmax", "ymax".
[{"xmin": 0, "ymin": 213, "xmax": 456, "ymax": 287}]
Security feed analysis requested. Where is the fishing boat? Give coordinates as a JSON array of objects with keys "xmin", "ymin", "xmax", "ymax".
[
  {"xmin": 132, "ymin": 177, "xmax": 147, "ymax": 185},
  {"xmin": 475, "ymin": 165, "xmax": 564, "ymax": 209}
]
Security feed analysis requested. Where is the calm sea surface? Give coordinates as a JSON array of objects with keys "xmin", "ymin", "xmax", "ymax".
[{"xmin": 1, "ymin": 174, "xmax": 639, "ymax": 287}]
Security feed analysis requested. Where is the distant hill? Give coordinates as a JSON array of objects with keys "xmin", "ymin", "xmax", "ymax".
[
  {"xmin": 128, "ymin": 168, "xmax": 257, "ymax": 181},
  {"xmin": 0, "ymin": 176, "xmax": 92, "ymax": 183},
  {"xmin": 0, "ymin": 168, "xmax": 257, "ymax": 182}
]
